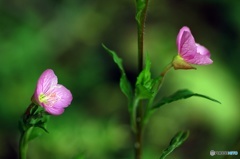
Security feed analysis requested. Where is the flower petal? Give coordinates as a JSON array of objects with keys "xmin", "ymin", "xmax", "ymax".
[
  {"xmin": 35, "ymin": 69, "xmax": 58, "ymax": 96},
  {"xmin": 33, "ymin": 69, "xmax": 58, "ymax": 106},
  {"xmin": 178, "ymin": 28, "xmax": 197, "ymax": 59},
  {"xmin": 185, "ymin": 52, "xmax": 213, "ymax": 65},
  {"xmin": 41, "ymin": 85, "xmax": 72, "ymax": 115},
  {"xmin": 196, "ymin": 43, "xmax": 210, "ymax": 56},
  {"xmin": 184, "ymin": 43, "xmax": 212, "ymax": 65},
  {"xmin": 45, "ymin": 106, "xmax": 65, "ymax": 115},
  {"xmin": 41, "ymin": 84, "xmax": 72, "ymax": 107},
  {"xmin": 177, "ymin": 26, "xmax": 192, "ymax": 53}
]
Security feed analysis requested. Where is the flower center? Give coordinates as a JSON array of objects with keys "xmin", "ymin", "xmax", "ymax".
[
  {"xmin": 39, "ymin": 93, "xmax": 47, "ymax": 103},
  {"xmin": 39, "ymin": 92, "xmax": 59, "ymax": 107}
]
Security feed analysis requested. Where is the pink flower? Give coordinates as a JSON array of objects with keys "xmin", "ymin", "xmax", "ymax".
[
  {"xmin": 172, "ymin": 26, "xmax": 213, "ymax": 69},
  {"xmin": 32, "ymin": 69, "xmax": 73, "ymax": 115}
]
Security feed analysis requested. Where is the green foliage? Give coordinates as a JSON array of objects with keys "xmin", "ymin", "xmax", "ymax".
[
  {"xmin": 152, "ymin": 89, "xmax": 221, "ymax": 110},
  {"xmin": 135, "ymin": 55, "xmax": 153, "ymax": 99},
  {"xmin": 135, "ymin": 55, "xmax": 163, "ymax": 100},
  {"xmin": 19, "ymin": 104, "xmax": 49, "ymax": 141},
  {"xmin": 159, "ymin": 130, "xmax": 189, "ymax": 159},
  {"xmin": 102, "ymin": 44, "xmax": 133, "ymax": 106}
]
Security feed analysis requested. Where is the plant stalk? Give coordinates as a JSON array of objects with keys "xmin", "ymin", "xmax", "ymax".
[
  {"xmin": 135, "ymin": 0, "xmax": 149, "ymax": 159},
  {"xmin": 19, "ymin": 126, "xmax": 33, "ymax": 159}
]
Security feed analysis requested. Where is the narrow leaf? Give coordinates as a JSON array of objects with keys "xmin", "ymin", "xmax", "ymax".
[
  {"xmin": 152, "ymin": 89, "xmax": 221, "ymax": 110},
  {"xmin": 159, "ymin": 130, "xmax": 189, "ymax": 159},
  {"xmin": 102, "ymin": 44, "xmax": 133, "ymax": 101}
]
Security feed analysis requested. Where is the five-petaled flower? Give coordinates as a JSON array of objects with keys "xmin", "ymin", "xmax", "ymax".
[
  {"xmin": 172, "ymin": 26, "xmax": 213, "ymax": 69},
  {"xmin": 32, "ymin": 69, "xmax": 73, "ymax": 115}
]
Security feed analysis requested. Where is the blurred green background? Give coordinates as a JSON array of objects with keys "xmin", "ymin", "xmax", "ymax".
[{"xmin": 0, "ymin": 0, "xmax": 239, "ymax": 159}]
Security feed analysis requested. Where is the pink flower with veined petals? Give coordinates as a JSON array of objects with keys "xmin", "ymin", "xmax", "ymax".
[
  {"xmin": 172, "ymin": 26, "xmax": 213, "ymax": 69},
  {"xmin": 32, "ymin": 69, "xmax": 73, "ymax": 115}
]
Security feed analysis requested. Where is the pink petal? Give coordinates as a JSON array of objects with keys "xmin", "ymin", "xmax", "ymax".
[
  {"xmin": 177, "ymin": 26, "xmax": 192, "ymax": 53},
  {"xmin": 41, "ymin": 85, "xmax": 72, "ymax": 115},
  {"xmin": 178, "ymin": 28, "xmax": 198, "ymax": 60},
  {"xmin": 196, "ymin": 43, "xmax": 210, "ymax": 56},
  {"xmin": 45, "ymin": 106, "xmax": 65, "ymax": 115},
  {"xmin": 185, "ymin": 43, "xmax": 212, "ymax": 65},
  {"xmin": 35, "ymin": 69, "xmax": 58, "ymax": 97},
  {"xmin": 51, "ymin": 84, "xmax": 73, "ymax": 108},
  {"xmin": 33, "ymin": 69, "xmax": 58, "ymax": 105},
  {"xmin": 185, "ymin": 52, "xmax": 213, "ymax": 65}
]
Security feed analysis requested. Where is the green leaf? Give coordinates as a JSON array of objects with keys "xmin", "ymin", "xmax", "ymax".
[
  {"xmin": 152, "ymin": 89, "xmax": 221, "ymax": 110},
  {"xmin": 102, "ymin": 44, "xmax": 133, "ymax": 101},
  {"xmin": 135, "ymin": 56, "xmax": 163, "ymax": 100},
  {"xmin": 159, "ymin": 130, "xmax": 189, "ymax": 159},
  {"xmin": 135, "ymin": 0, "xmax": 147, "ymax": 24},
  {"xmin": 135, "ymin": 55, "xmax": 154, "ymax": 99},
  {"xmin": 34, "ymin": 113, "xmax": 50, "ymax": 133},
  {"xmin": 135, "ymin": 84, "xmax": 152, "ymax": 99}
]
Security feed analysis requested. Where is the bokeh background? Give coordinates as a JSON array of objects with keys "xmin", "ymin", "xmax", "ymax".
[{"xmin": 0, "ymin": 0, "xmax": 239, "ymax": 159}]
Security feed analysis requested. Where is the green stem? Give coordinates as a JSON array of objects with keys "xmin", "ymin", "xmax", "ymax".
[
  {"xmin": 135, "ymin": 1, "xmax": 150, "ymax": 159},
  {"xmin": 19, "ymin": 126, "xmax": 33, "ymax": 159},
  {"xmin": 158, "ymin": 63, "xmax": 173, "ymax": 92},
  {"xmin": 143, "ymin": 96, "xmax": 155, "ymax": 126},
  {"xmin": 160, "ymin": 63, "xmax": 173, "ymax": 77},
  {"xmin": 137, "ymin": 1, "xmax": 149, "ymax": 72},
  {"xmin": 131, "ymin": 97, "xmax": 140, "ymax": 133}
]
